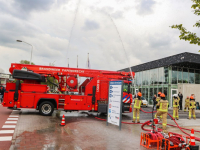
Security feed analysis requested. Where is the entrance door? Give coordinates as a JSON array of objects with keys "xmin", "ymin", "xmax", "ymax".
[{"xmin": 171, "ymin": 89, "xmax": 178, "ymax": 107}]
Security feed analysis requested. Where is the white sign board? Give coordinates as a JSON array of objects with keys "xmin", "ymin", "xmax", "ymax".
[
  {"xmin": 107, "ymin": 81, "xmax": 123, "ymax": 129},
  {"xmin": 0, "ymin": 74, "xmax": 9, "ymax": 79}
]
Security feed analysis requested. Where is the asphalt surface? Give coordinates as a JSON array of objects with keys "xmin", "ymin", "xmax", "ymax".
[{"xmin": 0, "ymin": 106, "xmax": 198, "ymax": 150}]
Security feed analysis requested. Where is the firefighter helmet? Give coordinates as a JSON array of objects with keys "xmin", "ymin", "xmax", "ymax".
[
  {"xmin": 190, "ymin": 96, "xmax": 194, "ymax": 100},
  {"xmin": 137, "ymin": 92, "xmax": 142, "ymax": 97},
  {"xmin": 158, "ymin": 92, "xmax": 161, "ymax": 95},
  {"xmin": 160, "ymin": 93, "xmax": 165, "ymax": 97}
]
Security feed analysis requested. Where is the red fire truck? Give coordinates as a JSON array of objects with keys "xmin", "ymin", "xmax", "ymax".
[{"xmin": 2, "ymin": 63, "xmax": 134, "ymax": 116}]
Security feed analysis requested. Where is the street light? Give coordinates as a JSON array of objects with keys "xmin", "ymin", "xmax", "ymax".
[{"xmin": 16, "ymin": 40, "xmax": 33, "ymax": 65}]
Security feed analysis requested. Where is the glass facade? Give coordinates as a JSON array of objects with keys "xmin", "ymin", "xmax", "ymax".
[{"xmin": 132, "ymin": 66, "xmax": 200, "ymax": 107}]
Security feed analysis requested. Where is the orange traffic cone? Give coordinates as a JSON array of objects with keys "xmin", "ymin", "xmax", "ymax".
[
  {"xmin": 60, "ymin": 115, "xmax": 65, "ymax": 126},
  {"xmin": 189, "ymin": 129, "xmax": 199, "ymax": 149},
  {"xmin": 190, "ymin": 129, "xmax": 195, "ymax": 146}
]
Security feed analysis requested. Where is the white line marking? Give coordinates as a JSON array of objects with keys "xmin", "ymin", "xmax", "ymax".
[
  {"xmin": 9, "ymin": 115, "xmax": 19, "ymax": 118},
  {"xmin": 11, "ymin": 112, "xmax": 20, "ymax": 114},
  {"xmin": 12, "ymin": 110, "xmax": 19, "ymax": 111},
  {"xmin": 2, "ymin": 125, "xmax": 16, "ymax": 128},
  {"xmin": 0, "ymin": 130, "xmax": 14, "ymax": 134},
  {"xmin": 0, "ymin": 136, "xmax": 12, "ymax": 141},
  {"xmin": 7, "ymin": 118, "xmax": 18, "ymax": 120},
  {"xmin": 5, "ymin": 121, "xmax": 17, "ymax": 124}
]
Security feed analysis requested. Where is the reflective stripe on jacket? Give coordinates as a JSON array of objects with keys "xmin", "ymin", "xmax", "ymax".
[{"xmin": 134, "ymin": 98, "xmax": 142, "ymax": 109}]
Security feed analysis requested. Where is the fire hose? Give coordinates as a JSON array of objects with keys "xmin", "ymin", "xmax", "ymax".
[
  {"xmin": 140, "ymin": 108, "xmax": 200, "ymax": 141},
  {"xmin": 95, "ymin": 108, "xmax": 200, "ymax": 142}
]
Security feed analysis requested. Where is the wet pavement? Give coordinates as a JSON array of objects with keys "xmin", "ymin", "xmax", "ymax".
[{"xmin": 8, "ymin": 107, "xmax": 200, "ymax": 150}]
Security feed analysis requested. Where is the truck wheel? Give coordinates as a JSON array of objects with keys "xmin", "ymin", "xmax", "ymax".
[{"xmin": 39, "ymin": 101, "xmax": 54, "ymax": 116}]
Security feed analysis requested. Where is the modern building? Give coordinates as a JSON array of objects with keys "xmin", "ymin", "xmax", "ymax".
[{"xmin": 120, "ymin": 52, "xmax": 200, "ymax": 107}]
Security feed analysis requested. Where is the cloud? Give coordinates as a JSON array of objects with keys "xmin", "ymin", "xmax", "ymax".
[
  {"xmin": 111, "ymin": 11, "xmax": 124, "ymax": 19},
  {"xmin": 136, "ymin": 0, "xmax": 156, "ymax": 16},
  {"xmin": 13, "ymin": 0, "xmax": 54, "ymax": 12},
  {"xmin": 82, "ymin": 20, "xmax": 100, "ymax": 31},
  {"xmin": 0, "ymin": 0, "xmax": 199, "ymax": 75}
]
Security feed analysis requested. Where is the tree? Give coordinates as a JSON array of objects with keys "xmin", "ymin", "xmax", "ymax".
[
  {"xmin": 19, "ymin": 60, "xmax": 35, "ymax": 65},
  {"xmin": 171, "ymin": 0, "xmax": 200, "ymax": 51},
  {"xmin": 41, "ymin": 77, "xmax": 58, "ymax": 89}
]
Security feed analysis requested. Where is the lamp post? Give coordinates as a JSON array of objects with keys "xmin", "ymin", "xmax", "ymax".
[{"xmin": 16, "ymin": 40, "xmax": 33, "ymax": 65}]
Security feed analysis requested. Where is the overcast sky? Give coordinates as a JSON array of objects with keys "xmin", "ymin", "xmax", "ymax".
[{"xmin": 0, "ymin": 0, "xmax": 199, "ymax": 73}]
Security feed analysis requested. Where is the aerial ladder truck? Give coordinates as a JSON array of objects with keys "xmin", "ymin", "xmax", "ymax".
[{"xmin": 2, "ymin": 63, "xmax": 134, "ymax": 116}]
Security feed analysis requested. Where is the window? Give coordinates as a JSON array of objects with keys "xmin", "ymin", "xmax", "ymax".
[
  {"xmin": 189, "ymin": 69, "xmax": 194, "ymax": 84},
  {"xmin": 139, "ymin": 72, "xmax": 142, "ymax": 86},
  {"xmin": 153, "ymin": 69, "xmax": 158, "ymax": 84},
  {"xmin": 123, "ymin": 83, "xmax": 128, "ymax": 92},
  {"xmin": 195, "ymin": 70, "xmax": 200, "ymax": 84},
  {"xmin": 154, "ymin": 87, "xmax": 157, "ymax": 96},
  {"xmin": 172, "ymin": 67, "xmax": 177, "ymax": 84},
  {"xmin": 178, "ymin": 67, "xmax": 182, "ymax": 83},
  {"xmin": 135, "ymin": 73, "xmax": 138, "ymax": 86},
  {"xmin": 149, "ymin": 87, "xmax": 154, "ymax": 105},
  {"xmin": 158, "ymin": 86, "xmax": 163, "ymax": 93},
  {"xmin": 158, "ymin": 68, "xmax": 164, "ymax": 84},
  {"xmin": 142, "ymin": 71, "xmax": 146, "ymax": 85},
  {"xmin": 164, "ymin": 67, "xmax": 169, "ymax": 84},
  {"xmin": 146, "ymin": 70, "xmax": 149, "ymax": 85},
  {"xmin": 150, "ymin": 70, "xmax": 154, "ymax": 85},
  {"xmin": 163, "ymin": 86, "xmax": 168, "ymax": 101},
  {"xmin": 183, "ymin": 68, "xmax": 188, "ymax": 83}
]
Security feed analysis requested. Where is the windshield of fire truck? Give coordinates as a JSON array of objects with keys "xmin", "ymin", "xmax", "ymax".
[{"xmin": 123, "ymin": 83, "xmax": 128, "ymax": 92}]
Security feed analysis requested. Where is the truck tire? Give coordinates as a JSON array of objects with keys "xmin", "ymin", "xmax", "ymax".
[{"xmin": 39, "ymin": 101, "xmax": 54, "ymax": 116}]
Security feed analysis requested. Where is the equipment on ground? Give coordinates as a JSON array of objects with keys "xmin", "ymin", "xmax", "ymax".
[
  {"xmin": 196, "ymin": 102, "xmax": 199, "ymax": 110},
  {"xmin": 141, "ymin": 120, "xmax": 196, "ymax": 150},
  {"xmin": 2, "ymin": 63, "xmax": 134, "ymax": 116}
]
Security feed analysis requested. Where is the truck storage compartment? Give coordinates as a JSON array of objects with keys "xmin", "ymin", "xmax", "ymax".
[
  {"xmin": 6, "ymin": 83, "xmax": 16, "ymax": 91},
  {"xmin": 20, "ymin": 93, "xmax": 35, "ymax": 108},
  {"xmin": 21, "ymin": 83, "xmax": 47, "ymax": 93},
  {"xmin": 64, "ymin": 95, "xmax": 91, "ymax": 110},
  {"xmin": 2, "ymin": 91, "xmax": 15, "ymax": 107}
]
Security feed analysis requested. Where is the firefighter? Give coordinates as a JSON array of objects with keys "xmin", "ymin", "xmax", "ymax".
[
  {"xmin": 189, "ymin": 96, "xmax": 196, "ymax": 120},
  {"xmin": 173, "ymin": 94, "xmax": 179, "ymax": 120},
  {"xmin": 132, "ymin": 92, "xmax": 142, "ymax": 123},
  {"xmin": 184, "ymin": 96, "xmax": 190, "ymax": 112},
  {"xmin": 155, "ymin": 92, "xmax": 162, "ymax": 120},
  {"xmin": 155, "ymin": 93, "xmax": 169, "ymax": 133},
  {"xmin": 156, "ymin": 92, "xmax": 162, "ymax": 104}
]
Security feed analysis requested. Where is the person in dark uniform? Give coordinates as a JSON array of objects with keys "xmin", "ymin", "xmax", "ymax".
[
  {"xmin": 1, "ymin": 87, "xmax": 5, "ymax": 103},
  {"xmin": 178, "ymin": 92, "xmax": 183, "ymax": 110},
  {"xmin": 0, "ymin": 87, "xmax": 2, "ymax": 103},
  {"xmin": 153, "ymin": 94, "xmax": 157, "ymax": 109}
]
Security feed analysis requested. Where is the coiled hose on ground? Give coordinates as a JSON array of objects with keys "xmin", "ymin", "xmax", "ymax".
[{"xmin": 95, "ymin": 108, "xmax": 200, "ymax": 141}]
